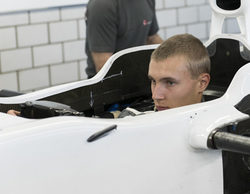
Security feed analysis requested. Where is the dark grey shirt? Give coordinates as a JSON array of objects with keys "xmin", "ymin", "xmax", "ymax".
[{"xmin": 85, "ymin": 0, "xmax": 159, "ymax": 77}]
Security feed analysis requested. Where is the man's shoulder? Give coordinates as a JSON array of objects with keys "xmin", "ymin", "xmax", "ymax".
[
  {"xmin": 88, "ymin": 0, "xmax": 117, "ymax": 9},
  {"xmin": 146, "ymin": 0, "xmax": 156, "ymax": 7},
  {"xmin": 87, "ymin": 0, "xmax": 118, "ymax": 19}
]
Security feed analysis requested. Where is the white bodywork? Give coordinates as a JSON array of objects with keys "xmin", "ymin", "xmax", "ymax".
[
  {"xmin": 0, "ymin": 0, "xmax": 250, "ymax": 193},
  {"xmin": 1, "ymin": 63, "xmax": 250, "ymax": 194}
]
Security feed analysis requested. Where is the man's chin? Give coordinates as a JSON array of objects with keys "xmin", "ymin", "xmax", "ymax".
[{"xmin": 156, "ymin": 106, "xmax": 169, "ymax": 111}]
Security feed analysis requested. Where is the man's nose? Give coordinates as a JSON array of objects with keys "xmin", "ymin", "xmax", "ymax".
[{"xmin": 152, "ymin": 84, "xmax": 165, "ymax": 100}]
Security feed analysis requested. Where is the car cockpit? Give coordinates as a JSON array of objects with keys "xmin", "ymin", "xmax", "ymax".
[{"xmin": 1, "ymin": 0, "xmax": 250, "ymax": 120}]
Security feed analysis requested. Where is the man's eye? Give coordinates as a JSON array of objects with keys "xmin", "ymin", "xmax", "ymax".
[{"xmin": 166, "ymin": 81, "xmax": 175, "ymax": 86}]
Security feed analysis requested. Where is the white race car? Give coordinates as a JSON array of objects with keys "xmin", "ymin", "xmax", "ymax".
[{"xmin": 0, "ymin": 0, "xmax": 250, "ymax": 194}]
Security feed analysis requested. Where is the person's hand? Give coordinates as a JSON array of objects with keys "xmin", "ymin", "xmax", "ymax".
[{"xmin": 7, "ymin": 110, "xmax": 20, "ymax": 116}]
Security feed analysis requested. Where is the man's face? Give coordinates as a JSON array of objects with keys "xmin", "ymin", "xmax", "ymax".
[{"xmin": 148, "ymin": 55, "xmax": 204, "ymax": 111}]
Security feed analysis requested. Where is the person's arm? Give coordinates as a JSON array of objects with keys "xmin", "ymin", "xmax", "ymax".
[
  {"xmin": 86, "ymin": 1, "xmax": 117, "ymax": 74},
  {"xmin": 147, "ymin": 34, "xmax": 163, "ymax": 45},
  {"xmin": 147, "ymin": 0, "xmax": 163, "ymax": 45},
  {"xmin": 91, "ymin": 52, "xmax": 113, "ymax": 72}
]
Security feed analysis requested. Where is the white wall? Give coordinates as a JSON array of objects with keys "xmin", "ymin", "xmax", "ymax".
[
  {"xmin": 0, "ymin": 0, "xmax": 240, "ymax": 92},
  {"xmin": 0, "ymin": 6, "xmax": 87, "ymax": 92},
  {"xmin": 0, "ymin": 0, "xmax": 87, "ymax": 13}
]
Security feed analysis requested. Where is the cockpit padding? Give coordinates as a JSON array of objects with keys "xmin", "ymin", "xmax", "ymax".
[
  {"xmin": 42, "ymin": 49, "xmax": 153, "ymax": 116},
  {"xmin": 207, "ymin": 38, "xmax": 250, "ymax": 95}
]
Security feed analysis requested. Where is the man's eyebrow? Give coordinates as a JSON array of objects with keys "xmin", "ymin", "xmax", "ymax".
[
  {"xmin": 148, "ymin": 75, "xmax": 178, "ymax": 82},
  {"xmin": 160, "ymin": 77, "xmax": 178, "ymax": 82},
  {"xmin": 148, "ymin": 75, "xmax": 154, "ymax": 80}
]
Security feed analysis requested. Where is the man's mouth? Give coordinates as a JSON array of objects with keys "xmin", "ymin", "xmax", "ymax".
[{"xmin": 156, "ymin": 106, "xmax": 169, "ymax": 111}]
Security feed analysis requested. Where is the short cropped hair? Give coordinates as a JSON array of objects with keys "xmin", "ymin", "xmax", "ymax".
[{"xmin": 151, "ymin": 34, "xmax": 210, "ymax": 78}]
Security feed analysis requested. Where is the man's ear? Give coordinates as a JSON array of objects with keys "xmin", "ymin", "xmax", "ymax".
[{"xmin": 198, "ymin": 73, "xmax": 210, "ymax": 93}]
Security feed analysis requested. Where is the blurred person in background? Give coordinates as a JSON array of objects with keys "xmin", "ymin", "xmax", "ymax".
[{"xmin": 85, "ymin": 0, "xmax": 163, "ymax": 78}]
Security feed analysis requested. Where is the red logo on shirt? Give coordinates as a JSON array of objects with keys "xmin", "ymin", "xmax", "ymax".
[{"xmin": 143, "ymin": 20, "xmax": 152, "ymax": 26}]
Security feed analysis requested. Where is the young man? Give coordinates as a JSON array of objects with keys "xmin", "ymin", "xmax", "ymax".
[
  {"xmin": 148, "ymin": 33, "xmax": 211, "ymax": 111},
  {"xmin": 85, "ymin": 0, "xmax": 163, "ymax": 78},
  {"xmin": 118, "ymin": 34, "xmax": 210, "ymax": 117}
]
